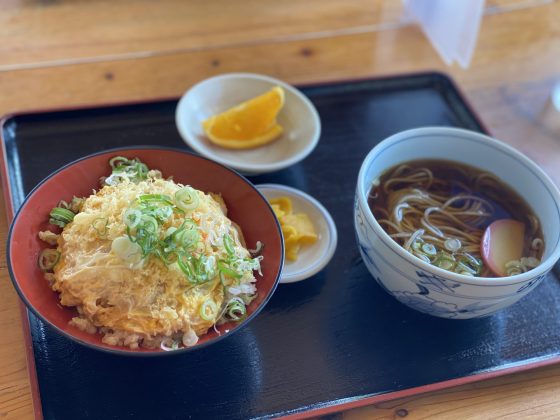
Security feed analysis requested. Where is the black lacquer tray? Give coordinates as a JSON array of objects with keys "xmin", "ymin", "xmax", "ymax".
[{"xmin": 3, "ymin": 73, "xmax": 560, "ymax": 420}]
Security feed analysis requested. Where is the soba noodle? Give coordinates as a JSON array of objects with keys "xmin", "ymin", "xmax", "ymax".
[{"xmin": 368, "ymin": 160, "xmax": 544, "ymax": 277}]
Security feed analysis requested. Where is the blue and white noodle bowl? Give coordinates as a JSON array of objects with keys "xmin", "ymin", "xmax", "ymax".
[{"xmin": 354, "ymin": 127, "xmax": 560, "ymax": 319}]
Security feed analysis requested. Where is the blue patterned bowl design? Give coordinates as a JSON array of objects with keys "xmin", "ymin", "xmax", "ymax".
[{"xmin": 354, "ymin": 127, "xmax": 560, "ymax": 319}]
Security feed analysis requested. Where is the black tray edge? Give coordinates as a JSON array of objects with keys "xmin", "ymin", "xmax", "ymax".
[{"xmin": 278, "ymin": 354, "xmax": 560, "ymax": 419}]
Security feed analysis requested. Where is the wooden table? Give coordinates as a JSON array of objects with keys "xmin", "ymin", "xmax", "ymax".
[{"xmin": 1, "ymin": 0, "xmax": 560, "ymax": 418}]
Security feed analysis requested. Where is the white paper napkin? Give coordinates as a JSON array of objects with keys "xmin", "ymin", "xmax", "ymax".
[{"xmin": 403, "ymin": 0, "xmax": 485, "ymax": 68}]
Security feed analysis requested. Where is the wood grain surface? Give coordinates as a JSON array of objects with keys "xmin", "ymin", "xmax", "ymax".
[{"xmin": 0, "ymin": 0, "xmax": 559, "ymax": 418}]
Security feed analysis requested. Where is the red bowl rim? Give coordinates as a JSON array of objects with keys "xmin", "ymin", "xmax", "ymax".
[{"xmin": 7, "ymin": 145, "xmax": 284, "ymax": 357}]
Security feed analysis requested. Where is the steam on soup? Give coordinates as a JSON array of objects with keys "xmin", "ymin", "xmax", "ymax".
[{"xmin": 368, "ymin": 160, "xmax": 544, "ymax": 277}]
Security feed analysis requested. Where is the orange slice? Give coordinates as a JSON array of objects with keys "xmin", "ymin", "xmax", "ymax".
[{"xmin": 202, "ymin": 86, "xmax": 285, "ymax": 149}]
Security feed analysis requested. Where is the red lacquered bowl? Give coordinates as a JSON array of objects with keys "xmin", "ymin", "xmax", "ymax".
[{"xmin": 7, "ymin": 147, "xmax": 284, "ymax": 356}]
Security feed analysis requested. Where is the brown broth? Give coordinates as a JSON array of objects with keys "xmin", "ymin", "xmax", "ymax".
[{"xmin": 368, "ymin": 159, "xmax": 544, "ymax": 275}]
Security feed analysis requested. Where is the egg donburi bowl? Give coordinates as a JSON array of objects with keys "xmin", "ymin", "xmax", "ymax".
[{"xmin": 8, "ymin": 148, "xmax": 283, "ymax": 355}]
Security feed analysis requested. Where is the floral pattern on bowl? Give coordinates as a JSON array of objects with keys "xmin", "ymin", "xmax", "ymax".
[{"xmin": 355, "ymin": 200, "xmax": 550, "ymax": 319}]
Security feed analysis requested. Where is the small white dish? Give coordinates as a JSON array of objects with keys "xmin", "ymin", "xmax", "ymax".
[
  {"xmin": 175, "ymin": 73, "xmax": 321, "ymax": 175},
  {"xmin": 256, "ymin": 184, "xmax": 337, "ymax": 283}
]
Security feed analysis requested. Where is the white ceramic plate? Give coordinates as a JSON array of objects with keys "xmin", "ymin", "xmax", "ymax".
[
  {"xmin": 175, "ymin": 73, "xmax": 321, "ymax": 175},
  {"xmin": 256, "ymin": 184, "xmax": 337, "ymax": 283}
]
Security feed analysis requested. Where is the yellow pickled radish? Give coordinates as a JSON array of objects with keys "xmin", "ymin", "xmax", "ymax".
[{"xmin": 269, "ymin": 196, "xmax": 318, "ymax": 261}]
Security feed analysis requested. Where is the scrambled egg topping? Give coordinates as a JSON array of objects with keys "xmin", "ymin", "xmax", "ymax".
[{"xmin": 45, "ymin": 172, "xmax": 258, "ymax": 349}]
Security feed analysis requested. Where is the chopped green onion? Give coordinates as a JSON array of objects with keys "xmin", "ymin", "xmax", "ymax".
[
  {"xmin": 138, "ymin": 194, "xmax": 173, "ymax": 205},
  {"xmin": 504, "ymin": 256, "xmax": 541, "ymax": 276},
  {"xmin": 135, "ymin": 231, "xmax": 158, "ymax": 257},
  {"xmin": 152, "ymin": 206, "xmax": 173, "ymax": 222},
  {"xmin": 155, "ymin": 247, "xmax": 177, "ymax": 265},
  {"xmin": 111, "ymin": 236, "xmax": 143, "ymax": 264},
  {"xmin": 457, "ymin": 253, "xmax": 482, "ymax": 275},
  {"xmin": 106, "ymin": 156, "xmax": 149, "ymax": 184},
  {"xmin": 413, "ymin": 251, "xmax": 431, "ymax": 263},
  {"xmin": 444, "ymin": 238, "xmax": 462, "ymax": 252},
  {"xmin": 199, "ymin": 299, "xmax": 218, "ymax": 321},
  {"xmin": 123, "ymin": 209, "xmax": 142, "ymax": 228},
  {"xmin": 226, "ymin": 298, "xmax": 247, "ymax": 321},
  {"xmin": 421, "ymin": 243, "xmax": 437, "ymax": 256},
  {"xmin": 49, "ymin": 207, "xmax": 76, "ymax": 228},
  {"xmin": 104, "ymin": 173, "xmax": 128, "ymax": 186},
  {"xmin": 195, "ymin": 255, "xmax": 216, "ymax": 282},
  {"xmin": 163, "ymin": 225, "xmax": 183, "ymax": 246},
  {"xmin": 522, "ymin": 257, "xmax": 540, "ymax": 268},
  {"xmin": 223, "ymin": 233, "xmax": 235, "ymax": 256},
  {"xmin": 165, "ymin": 226, "xmax": 178, "ymax": 237},
  {"xmin": 124, "ymin": 195, "xmax": 201, "ymax": 270},
  {"xmin": 69, "ymin": 196, "xmax": 85, "ymax": 213},
  {"xmin": 438, "ymin": 260, "xmax": 454, "ymax": 270},
  {"xmin": 140, "ymin": 215, "xmax": 159, "ymax": 233},
  {"xmin": 177, "ymin": 254, "xmax": 216, "ymax": 284},
  {"xmin": 456, "ymin": 262, "xmax": 476, "ymax": 275},
  {"xmin": 136, "ymin": 162, "xmax": 148, "ymax": 178},
  {"xmin": 38, "ymin": 249, "xmax": 60, "ymax": 271},
  {"xmin": 174, "ymin": 187, "xmax": 199, "ymax": 211},
  {"xmin": 92, "ymin": 218, "xmax": 108, "ymax": 237},
  {"xmin": 160, "ymin": 340, "xmax": 180, "ymax": 351},
  {"xmin": 433, "ymin": 253, "xmax": 455, "ymax": 271},
  {"xmin": 460, "ymin": 253, "xmax": 482, "ymax": 268},
  {"xmin": 505, "ymin": 261, "xmax": 521, "ymax": 269},
  {"xmin": 218, "ymin": 260, "xmax": 242, "ymax": 279},
  {"xmin": 230, "ymin": 257, "xmax": 261, "ymax": 273},
  {"xmin": 177, "ymin": 255, "xmax": 195, "ymax": 280},
  {"xmin": 176, "ymin": 228, "xmax": 200, "ymax": 250},
  {"xmin": 109, "ymin": 156, "xmax": 130, "ymax": 169},
  {"xmin": 184, "ymin": 219, "xmax": 198, "ymax": 230}
]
